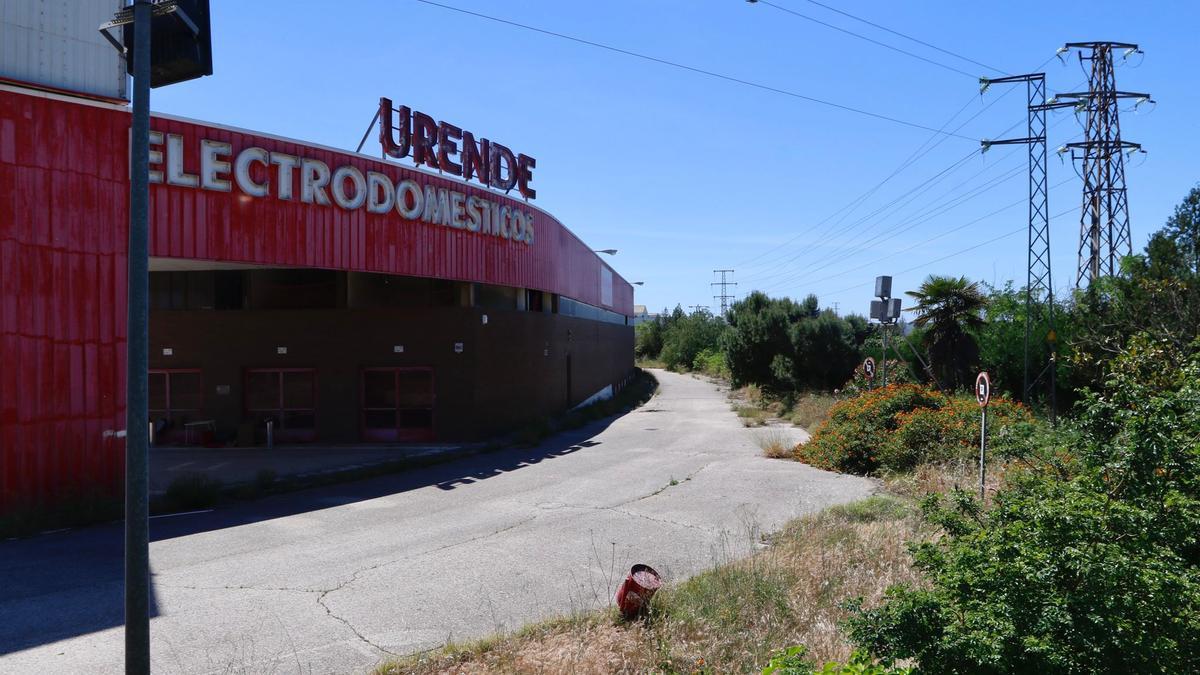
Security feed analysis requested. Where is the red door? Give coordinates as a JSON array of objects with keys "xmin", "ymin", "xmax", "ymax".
[
  {"xmin": 245, "ymin": 368, "xmax": 318, "ymax": 443},
  {"xmin": 148, "ymin": 369, "xmax": 204, "ymax": 444},
  {"xmin": 361, "ymin": 368, "xmax": 435, "ymax": 442}
]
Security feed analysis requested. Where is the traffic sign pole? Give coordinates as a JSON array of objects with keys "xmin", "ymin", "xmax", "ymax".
[
  {"xmin": 979, "ymin": 406, "xmax": 987, "ymax": 502},
  {"xmin": 880, "ymin": 325, "xmax": 888, "ymax": 387},
  {"xmin": 975, "ymin": 372, "xmax": 991, "ymax": 503}
]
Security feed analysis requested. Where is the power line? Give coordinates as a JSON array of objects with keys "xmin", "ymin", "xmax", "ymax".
[
  {"xmin": 734, "ymin": 94, "xmax": 983, "ymax": 270},
  {"xmin": 738, "ymin": 72, "xmax": 1081, "ymax": 283},
  {"xmin": 736, "ymin": 84, "xmax": 1025, "ymax": 272},
  {"xmin": 817, "ymin": 204, "xmax": 1081, "ymax": 298},
  {"xmin": 773, "ymin": 174, "xmax": 1077, "ymax": 293},
  {"xmin": 754, "ymin": 160, "xmax": 1032, "ymax": 290},
  {"xmin": 752, "ymin": 110, "xmax": 1080, "ymax": 287},
  {"xmin": 740, "ymin": 148, "xmax": 988, "ymax": 283},
  {"xmin": 412, "ymin": 0, "xmax": 978, "ymax": 141},
  {"xmin": 758, "ymin": 170, "xmax": 1059, "ymax": 294},
  {"xmin": 753, "ymin": 0, "xmax": 979, "ymax": 79},
  {"xmin": 798, "ymin": 0, "xmax": 1008, "ymax": 75}
]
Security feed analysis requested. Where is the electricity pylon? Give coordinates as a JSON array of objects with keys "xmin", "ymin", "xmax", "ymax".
[
  {"xmin": 711, "ymin": 269, "xmax": 737, "ymax": 316},
  {"xmin": 980, "ymin": 73, "xmax": 1071, "ymax": 422},
  {"xmin": 1054, "ymin": 42, "xmax": 1152, "ymax": 286}
]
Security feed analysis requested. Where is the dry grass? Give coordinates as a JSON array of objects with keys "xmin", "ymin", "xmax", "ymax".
[
  {"xmin": 375, "ymin": 496, "xmax": 926, "ymax": 675},
  {"xmin": 789, "ymin": 393, "xmax": 838, "ymax": 431},
  {"xmin": 735, "ymin": 405, "xmax": 770, "ymax": 427},
  {"xmin": 755, "ymin": 428, "xmax": 796, "ymax": 459},
  {"xmin": 883, "ymin": 459, "xmax": 1011, "ymax": 506}
]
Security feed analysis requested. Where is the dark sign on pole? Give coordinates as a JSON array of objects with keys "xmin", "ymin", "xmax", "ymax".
[{"xmin": 863, "ymin": 357, "xmax": 876, "ymax": 381}]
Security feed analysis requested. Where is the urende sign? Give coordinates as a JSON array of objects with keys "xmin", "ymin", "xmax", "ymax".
[{"xmin": 378, "ymin": 97, "xmax": 537, "ymax": 200}]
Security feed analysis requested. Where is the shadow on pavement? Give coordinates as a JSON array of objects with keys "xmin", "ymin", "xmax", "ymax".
[{"xmin": 0, "ymin": 418, "xmax": 614, "ymax": 656}]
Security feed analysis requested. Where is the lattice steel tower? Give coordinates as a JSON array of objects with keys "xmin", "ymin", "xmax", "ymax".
[
  {"xmin": 1054, "ymin": 42, "xmax": 1151, "ymax": 286},
  {"xmin": 711, "ymin": 269, "xmax": 737, "ymax": 316},
  {"xmin": 980, "ymin": 73, "xmax": 1069, "ymax": 421}
]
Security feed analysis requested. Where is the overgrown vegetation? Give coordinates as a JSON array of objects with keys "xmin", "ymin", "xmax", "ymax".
[
  {"xmin": 797, "ymin": 384, "xmax": 1031, "ymax": 475},
  {"xmin": 636, "ymin": 294, "xmax": 870, "ymax": 399},
  {"xmin": 843, "ymin": 336, "xmax": 1200, "ymax": 673},
  {"xmin": 377, "ymin": 496, "xmax": 925, "ymax": 674}
]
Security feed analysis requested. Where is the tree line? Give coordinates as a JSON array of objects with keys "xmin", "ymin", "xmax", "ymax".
[{"xmin": 637, "ymin": 183, "xmax": 1200, "ymax": 412}]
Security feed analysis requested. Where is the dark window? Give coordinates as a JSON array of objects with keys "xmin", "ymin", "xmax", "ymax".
[
  {"xmin": 474, "ymin": 283, "xmax": 518, "ymax": 311},
  {"xmin": 247, "ymin": 270, "xmax": 340, "ymax": 309},
  {"xmin": 245, "ymin": 368, "xmax": 317, "ymax": 440},
  {"xmin": 213, "ymin": 271, "xmax": 245, "ymax": 309},
  {"xmin": 150, "ymin": 271, "xmax": 241, "ymax": 310},
  {"xmin": 526, "ymin": 290, "xmax": 544, "ymax": 312},
  {"xmin": 148, "ymin": 369, "xmax": 203, "ymax": 425},
  {"xmin": 362, "ymin": 368, "xmax": 434, "ymax": 442},
  {"xmin": 348, "ymin": 272, "xmax": 443, "ymax": 309},
  {"xmin": 432, "ymin": 279, "xmax": 467, "ymax": 307}
]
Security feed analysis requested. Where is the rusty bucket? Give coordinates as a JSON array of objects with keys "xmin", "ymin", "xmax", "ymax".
[{"xmin": 615, "ymin": 563, "xmax": 662, "ymax": 619}]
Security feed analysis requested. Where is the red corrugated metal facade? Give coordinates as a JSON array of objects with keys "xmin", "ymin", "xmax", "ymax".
[{"xmin": 0, "ymin": 85, "xmax": 634, "ymax": 511}]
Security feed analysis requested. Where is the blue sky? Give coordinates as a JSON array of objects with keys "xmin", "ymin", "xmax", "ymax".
[{"xmin": 151, "ymin": 1, "xmax": 1199, "ymax": 318}]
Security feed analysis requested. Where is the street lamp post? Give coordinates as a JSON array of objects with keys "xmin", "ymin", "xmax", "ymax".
[{"xmin": 98, "ymin": 3, "xmax": 213, "ymax": 671}]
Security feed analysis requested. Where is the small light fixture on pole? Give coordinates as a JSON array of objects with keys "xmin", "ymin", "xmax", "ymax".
[
  {"xmin": 632, "ymin": 281, "xmax": 645, "ymax": 286},
  {"xmin": 868, "ymin": 276, "xmax": 901, "ymax": 386},
  {"xmin": 594, "ymin": 249, "xmax": 618, "ymax": 256}
]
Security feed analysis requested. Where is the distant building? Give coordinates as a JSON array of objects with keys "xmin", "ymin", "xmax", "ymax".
[{"xmin": 631, "ymin": 305, "xmax": 660, "ymax": 326}]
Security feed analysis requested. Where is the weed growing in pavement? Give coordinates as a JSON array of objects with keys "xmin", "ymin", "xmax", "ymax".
[
  {"xmin": 756, "ymin": 428, "xmax": 795, "ymax": 459},
  {"xmin": 736, "ymin": 405, "xmax": 769, "ymax": 427},
  {"xmin": 789, "ymin": 392, "xmax": 838, "ymax": 431}
]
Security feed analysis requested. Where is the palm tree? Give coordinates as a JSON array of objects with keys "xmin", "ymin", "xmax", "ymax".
[{"xmin": 906, "ymin": 275, "xmax": 987, "ymax": 390}]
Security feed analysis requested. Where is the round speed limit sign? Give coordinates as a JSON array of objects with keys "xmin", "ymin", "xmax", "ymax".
[
  {"xmin": 863, "ymin": 357, "xmax": 876, "ymax": 380},
  {"xmin": 975, "ymin": 371, "xmax": 991, "ymax": 408}
]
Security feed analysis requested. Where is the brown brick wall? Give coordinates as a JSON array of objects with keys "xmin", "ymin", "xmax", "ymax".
[{"xmin": 149, "ymin": 307, "xmax": 633, "ymax": 443}]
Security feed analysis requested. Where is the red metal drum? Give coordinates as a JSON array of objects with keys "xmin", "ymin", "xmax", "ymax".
[{"xmin": 615, "ymin": 563, "xmax": 662, "ymax": 619}]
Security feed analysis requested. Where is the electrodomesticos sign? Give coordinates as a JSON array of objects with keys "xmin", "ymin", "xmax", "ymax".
[
  {"xmin": 144, "ymin": 130, "xmax": 535, "ymax": 245},
  {"xmin": 378, "ymin": 98, "xmax": 537, "ymax": 200}
]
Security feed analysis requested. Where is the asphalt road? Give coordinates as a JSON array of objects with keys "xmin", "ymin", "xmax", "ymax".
[{"xmin": 0, "ymin": 370, "xmax": 875, "ymax": 674}]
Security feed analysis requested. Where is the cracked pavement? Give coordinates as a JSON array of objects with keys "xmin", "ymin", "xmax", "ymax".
[{"xmin": 0, "ymin": 369, "xmax": 875, "ymax": 674}]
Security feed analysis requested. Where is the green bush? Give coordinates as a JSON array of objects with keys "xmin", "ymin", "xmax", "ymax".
[
  {"xmin": 660, "ymin": 309, "xmax": 728, "ymax": 372},
  {"xmin": 797, "ymin": 384, "xmax": 947, "ymax": 474},
  {"xmin": 692, "ymin": 347, "xmax": 729, "ymax": 378},
  {"xmin": 797, "ymin": 385, "xmax": 1031, "ymax": 474},
  {"xmin": 724, "ymin": 292, "xmax": 866, "ymax": 392},
  {"xmin": 838, "ymin": 359, "xmax": 918, "ymax": 396},
  {"xmin": 844, "ymin": 336, "xmax": 1200, "ymax": 673},
  {"xmin": 762, "ymin": 646, "xmax": 911, "ymax": 675}
]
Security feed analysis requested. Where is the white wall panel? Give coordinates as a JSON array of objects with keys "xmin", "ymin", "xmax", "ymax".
[{"xmin": 1, "ymin": 0, "xmax": 126, "ymax": 99}]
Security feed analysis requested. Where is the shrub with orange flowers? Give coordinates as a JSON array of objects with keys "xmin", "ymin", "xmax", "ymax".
[{"xmin": 796, "ymin": 383, "xmax": 1032, "ymax": 474}]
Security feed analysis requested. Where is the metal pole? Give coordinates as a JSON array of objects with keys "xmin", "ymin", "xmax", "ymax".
[
  {"xmin": 979, "ymin": 407, "xmax": 988, "ymax": 503},
  {"xmin": 880, "ymin": 324, "xmax": 888, "ymax": 387},
  {"xmin": 125, "ymin": 1, "xmax": 152, "ymax": 673}
]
